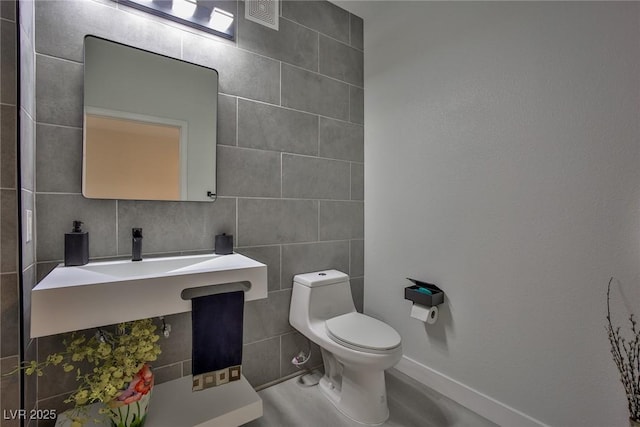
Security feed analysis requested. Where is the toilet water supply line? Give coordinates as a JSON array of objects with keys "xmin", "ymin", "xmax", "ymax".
[
  {"xmin": 291, "ymin": 337, "xmax": 312, "ymax": 368},
  {"xmin": 157, "ymin": 316, "xmax": 311, "ymax": 367},
  {"xmin": 292, "ymin": 337, "xmax": 321, "ymax": 388},
  {"xmin": 153, "ymin": 318, "xmax": 316, "ymax": 384}
]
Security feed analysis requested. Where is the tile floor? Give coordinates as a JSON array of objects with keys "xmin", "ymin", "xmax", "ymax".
[{"xmin": 245, "ymin": 368, "xmax": 498, "ymax": 427}]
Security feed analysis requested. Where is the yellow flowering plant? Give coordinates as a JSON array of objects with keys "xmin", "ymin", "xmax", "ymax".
[{"xmin": 13, "ymin": 318, "xmax": 161, "ymax": 424}]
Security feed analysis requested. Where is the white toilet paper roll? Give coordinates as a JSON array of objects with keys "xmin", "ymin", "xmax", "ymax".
[{"xmin": 410, "ymin": 304, "xmax": 439, "ymax": 324}]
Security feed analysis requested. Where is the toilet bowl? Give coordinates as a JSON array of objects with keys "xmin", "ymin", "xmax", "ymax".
[{"xmin": 289, "ymin": 270, "xmax": 402, "ymax": 425}]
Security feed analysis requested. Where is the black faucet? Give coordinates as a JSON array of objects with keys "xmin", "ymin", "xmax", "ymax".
[{"xmin": 132, "ymin": 228, "xmax": 143, "ymax": 261}]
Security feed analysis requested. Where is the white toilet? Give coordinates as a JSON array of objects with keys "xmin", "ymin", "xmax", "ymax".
[{"xmin": 289, "ymin": 270, "xmax": 402, "ymax": 425}]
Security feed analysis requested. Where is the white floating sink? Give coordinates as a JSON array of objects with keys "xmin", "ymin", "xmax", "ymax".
[
  {"xmin": 31, "ymin": 253, "xmax": 267, "ymax": 337},
  {"xmin": 73, "ymin": 256, "xmax": 222, "ymax": 278}
]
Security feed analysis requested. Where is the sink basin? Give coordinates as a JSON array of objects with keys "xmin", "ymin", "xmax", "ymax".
[
  {"xmin": 43, "ymin": 253, "xmax": 261, "ymax": 284},
  {"xmin": 31, "ymin": 253, "xmax": 267, "ymax": 337},
  {"xmin": 75, "ymin": 256, "xmax": 219, "ymax": 279}
]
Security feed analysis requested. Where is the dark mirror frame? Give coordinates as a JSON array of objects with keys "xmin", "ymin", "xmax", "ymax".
[{"xmin": 83, "ymin": 35, "xmax": 219, "ymax": 202}]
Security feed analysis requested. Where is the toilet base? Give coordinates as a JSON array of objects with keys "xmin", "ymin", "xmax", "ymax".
[{"xmin": 318, "ymin": 366, "xmax": 389, "ymax": 425}]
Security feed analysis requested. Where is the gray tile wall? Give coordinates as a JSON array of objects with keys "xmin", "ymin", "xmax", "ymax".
[
  {"xmin": 21, "ymin": 0, "xmax": 364, "ymax": 421},
  {"xmin": 18, "ymin": 0, "xmax": 39, "ymax": 423},
  {"xmin": 1, "ymin": 1, "xmax": 21, "ymax": 427}
]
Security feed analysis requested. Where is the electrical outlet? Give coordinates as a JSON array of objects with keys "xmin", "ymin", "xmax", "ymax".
[{"xmin": 26, "ymin": 209, "xmax": 33, "ymax": 243}]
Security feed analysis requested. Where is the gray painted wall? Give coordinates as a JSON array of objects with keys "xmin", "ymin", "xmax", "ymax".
[
  {"xmin": 19, "ymin": 0, "xmax": 363, "ymax": 422},
  {"xmin": 356, "ymin": 2, "xmax": 640, "ymax": 427}
]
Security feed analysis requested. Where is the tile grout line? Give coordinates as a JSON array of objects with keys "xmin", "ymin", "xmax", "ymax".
[
  {"xmin": 348, "ymin": 12, "xmax": 351, "ymax": 46},
  {"xmin": 282, "ymin": 60, "xmax": 363, "ymax": 89},
  {"xmin": 232, "ymin": 95, "xmax": 362, "ymax": 127},
  {"xmin": 20, "ymin": 106, "xmax": 35, "ymax": 124},
  {"xmin": 236, "ymin": 238, "xmax": 354, "ymax": 250},
  {"xmin": 279, "ymin": 334, "xmax": 282, "ymax": 379},
  {"xmin": 235, "ymin": 97, "xmax": 239, "ymax": 147},
  {"xmin": 34, "ymin": 92, "xmax": 363, "ymax": 130},
  {"xmin": 33, "ymin": 122, "xmax": 81, "ymax": 131},
  {"xmin": 245, "ymin": 335, "xmax": 280, "ymax": 347},
  {"xmin": 35, "ymin": 52, "xmax": 84, "ymax": 66},
  {"xmin": 37, "ymin": 193, "xmax": 363, "ymax": 203},
  {"xmin": 279, "ymin": 61, "xmax": 282, "ymax": 107},
  {"xmin": 278, "ymin": 13, "xmax": 360, "ymax": 53},
  {"xmin": 349, "ymin": 162, "xmax": 352, "ymax": 201},
  {"xmin": 280, "ymin": 153, "xmax": 283, "ymax": 199},
  {"xmin": 278, "ymin": 244, "xmax": 283, "ymax": 290},
  {"xmin": 348, "ymin": 239, "xmax": 352, "ymax": 276},
  {"xmin": 32, "ymin": 190, "xmax": 38, "ymax": 277},
  {"xmin": 115, "ymin": 200, "xmax": 119, "ymax": 255},
  {"xmin": 39, "ymin": 35, "xmax": 362, "ymax": 92},
  {"xmin": 235, "ymin": 197, "xmax": 239, "ymax": 247},
  {"xmin": 317, "ymin": 115, "xmax": 321, "ymax": 157},
  {"xmin": 348, "ymin": 86, "xmax": 352, "ymax": 122}
]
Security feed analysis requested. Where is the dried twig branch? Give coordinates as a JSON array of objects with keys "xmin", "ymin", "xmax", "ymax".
[{"xmin": 607, "ymin": 277, "xmax": 640, "ymax": 421}]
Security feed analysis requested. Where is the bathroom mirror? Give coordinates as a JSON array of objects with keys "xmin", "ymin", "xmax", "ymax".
[{"xmin": 83, "ymin": 36, "xmax": 218, "ymax": 202}]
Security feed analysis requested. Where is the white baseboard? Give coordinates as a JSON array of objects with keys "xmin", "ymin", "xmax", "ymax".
[{"xmin": 394, "ymin": 356, "xmax": 549, "ymax": 427}]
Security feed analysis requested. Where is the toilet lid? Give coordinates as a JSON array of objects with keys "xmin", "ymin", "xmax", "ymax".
[{"xmin": 325, "ymin": 312, "xmax": 401, "ymax": 351}]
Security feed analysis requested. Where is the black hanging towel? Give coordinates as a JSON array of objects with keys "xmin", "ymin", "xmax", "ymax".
[{"xmin": 191, "ymin": 290, "xmax": 244, "ymax": 391}]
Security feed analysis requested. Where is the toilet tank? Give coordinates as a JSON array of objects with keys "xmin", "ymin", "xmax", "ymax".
[{"xmin": 290, "ymin": 270, "xmax": 356, "ymax": 327}]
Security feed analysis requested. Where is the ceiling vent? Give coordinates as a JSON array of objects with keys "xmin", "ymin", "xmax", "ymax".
[{"xmin": 245, "ymin": 0, "xmax": 279, "ymax": 31}]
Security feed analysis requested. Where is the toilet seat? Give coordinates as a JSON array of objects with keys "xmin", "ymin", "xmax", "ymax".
[{"xmin": 325, "ymin": 312, "xmax": 401, "ymax": 352}]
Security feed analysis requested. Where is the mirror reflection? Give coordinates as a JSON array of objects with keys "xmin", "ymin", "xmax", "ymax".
[{"xmin": 83, "ymin": 36, "xmax": 218, "ymax": 202}]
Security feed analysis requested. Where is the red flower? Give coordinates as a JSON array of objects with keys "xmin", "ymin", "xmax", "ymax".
[
  {"xmin": 112, "ymin": 365, "xmax": 154, "ymax": 407},
  {"xmin": 134, "ymin": 365, "xmax": 154, "ymax": 395}
]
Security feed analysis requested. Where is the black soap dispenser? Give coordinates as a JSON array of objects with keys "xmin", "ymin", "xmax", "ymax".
[
  {"xmin": 215, "ymin": 233, "xmax": 233, "ymax": 255},
  {"xmin": 65, "ymin": 220, "xmax": 89, "ymax": 266}
]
